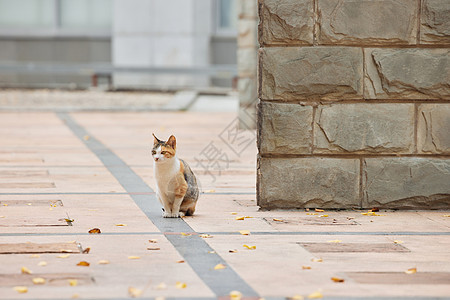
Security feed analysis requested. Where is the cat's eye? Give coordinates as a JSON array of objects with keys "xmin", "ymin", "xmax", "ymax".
[
  {"xmin": 151, "ymin": 150, "xmax": 156, "ymax": 155},
  {"xmin": 161, "ymin": 151, "xmax": 167, "ymax": 155}
]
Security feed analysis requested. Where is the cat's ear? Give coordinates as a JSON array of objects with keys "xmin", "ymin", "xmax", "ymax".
[
  {"xmin": 166, "ymin": 135, "xmax": 176, "ymax": 149},
  {"xmin": 152, "ymin": 133, "xmax": 161, "ymax": 145}
]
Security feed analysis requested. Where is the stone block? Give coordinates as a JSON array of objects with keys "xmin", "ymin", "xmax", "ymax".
[
  {"xmin": 238, "ymin": 48, "xmax": 257, "ymax": 77},
  {"xmin": 314, "ymin": 104, "xmax": 415, "ymax": 154},
  {"xmin": 363, "ymin": 158, "xmax": 450, "ymax": 209},
  {"xmin": 421, "ymin": 0, "xmax": 450, "ymax": 44},
  {"xmin": 259, "ymin": 0, "xmax": 314, "ymax": 45},
  {"xmin": 239, "ymin": 0, "xmax": 258, "ymax": 19},
  {"xmin": 317, "ymin": 0, "xmax": 418, "ymax": 45},
  {"xmin": 238, "ymin": 18, "xmax": 258, "ymax": 48},
  {"xmin": 260, "ymin": 47, "xmax": 363, "ymax": 101},
  {"xmin": 258, "ymin": 157, "xmax": 360, "ymax": 209},
  {"xmin": 364, "ymin": 48, "xmax": 450, "ymax": 99},
  {"xmin": 418, "ymin": 104, "xmax": 450, "ymax": 154},
  {"xmin": 258, "ymin": 102, "xmax": 312, "ymax": 154},
  {"xmin": 238, "ymin": 77, "xmax": 257, "ymax": 105}
]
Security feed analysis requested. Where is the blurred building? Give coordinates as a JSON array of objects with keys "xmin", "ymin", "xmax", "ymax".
[{"xmin": 0, "ymin": 0, "xmax": 238, "ymax": 89}]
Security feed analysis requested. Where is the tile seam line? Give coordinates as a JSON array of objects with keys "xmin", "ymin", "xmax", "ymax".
[{"xmin": 55, "ymin": 112, "xmax": 259, "ymax": 298}]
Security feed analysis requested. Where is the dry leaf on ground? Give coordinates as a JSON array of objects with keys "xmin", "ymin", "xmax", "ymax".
[
  {"xmin": 331, "ymin": 277, "xmax": 345, "ymax": 283},
  {"xmin": 68, "ymin": 279, "xmax": 78, "ymax": 286},
  {"xmin": 405, "ymin": 267, "xmax": 417, "ymax": 274},
  {"xmin": 176, "ymin": 260, "xmax": 185, "ymax": 263},
  {"xmin": 239, "ymin": 230, "xmax": 250, "ymax": 235},
  {"xmin": 214, "ymin": 263, "xmax": 226, "ymax": 270},
  {"xmin": 229, "ymin": 249, "xmax": 238, "ymax": 253},
  {"xmin": 21, "ymin": 267, "xmax": 32, "ymax": 274},
  {"xmin": 307, "ymin": 291, "xmax": 323, "ymax": 299},
  {"xmin": 302, "ymin": 266, "xmax": 311, "ymax": 270},
  {"xmin": 318, "ymin": 214, "xmax": 328, "ymax": 218},
  {"xmin": 147, "ymin": 247, "xmax": 160, "ymax": 250},
  {"xmin": 128, "ymin": 287, "xmax": 143, "ymax": 298},
  {"xmin": 200, "ymin": 234, "xmax": 213, "ymax": 238},
  {"xmin": 230, "ymin": 290, "xmax": 242, "ymax": 300},
  {"xmin": 311, "ymin": 258, "xmax": 323, "ymax": 262},
  {"xmin": 88, "ymin": 228, "xmax": 101, "ymax": 234},
  {"xmin": 97, "ymin": 260, "xmax": 110, "ymax": 264},
  {"xmin": 149, "ymin": 239, "xmax": 158, "ymax": 243},
  {"xmin": 273, "ymin": 218, "xmax": 284, "ymax": 222},
  {"xmin": 393, "ymin": 240, "xmax": 404, "ymax": 244},
  {"xmin": 58, "ymin": 254, "xmax": 70, "ymax": 258},
  {"xmin": 38, "ymin": 261, "xmax": 47, "ymax": 266},
  {"xmin": 243, "ymin": 244, "xmax": 256, "ymax": 250},
  {"xmin": 235, "ymin": 216, "xmax": 245, "ymax": 220},
  {"xmin": 76, "ymin": 261, "xmax": 90, "ymax": 267},
  {"xmin": 315, "ymin": 209, "xmax": 324, "ymax": 212},
  {"xmin": 30, "ymin": 254, "xmax": 40, "ymax": 258},
  {"xmin": 128, "ymin": 256, "xmax": 141, "ymax": 260},
  {"xmin": 175, "ymin": 282, "xmax": 187, "ymax": 289},
  {"xmin": 82, "ymin": 247, "xmax": 91, "ymax": 254},
  {"xmin": 327, "ymin": 240, "xmax": 342, "ymax": 243},
  {"xmin": 32, "ymin": 277, "xmax": 46, "ymax": 285},
  {"xmin": 13, "ymin": 286, "xmax": 28, "ymax": 293},
  {"xmin": 115, "ymin": 224, "xmax": 127, "ymax": 226}
]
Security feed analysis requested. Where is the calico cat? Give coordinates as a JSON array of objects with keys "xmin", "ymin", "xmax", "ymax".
[{"xmin": 152, "ymin": 134, "xmax": 199, "ymax": 218}]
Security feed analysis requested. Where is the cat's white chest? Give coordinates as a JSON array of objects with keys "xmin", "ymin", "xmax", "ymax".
[{"xmin": 154, "ymin": 159, "xmax": 180, "ymax": 195}]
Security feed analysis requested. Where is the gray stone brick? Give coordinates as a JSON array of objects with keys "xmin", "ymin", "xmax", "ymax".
[
  {"xmin": 418, "ymin": 104, "xmax": 450, "ymax": 154},
  {"xmin": 318, "ymin": 0, "xmax": 418, "ymax": 45},
  {"xmin": 258, "ymin": 102, "xmax": 312, "ymax": 154},
  {"xmin": 314, "ymin": 104, "xmax": 415, "ymax": 154},
  {"xmin": 364, "ymin": 48, "xmax": 450, "ymax": 99},
  {"xmin": 259, "ymin": 0, "xmax": 314, "ymax": 46},
  {"xmin": 421, "ymin": 0, "xmax": 450, "ymax": 44},
  {"xmin": 260, "ymin": 47, "xmax": 363, "ymax": 101},
  {"xmin": 363, "ymin": 158, "xmax": 450, "ymax": 209},
  {"xmin": 258, "ymin": 157, "xmax": 360, "ymax": 209}
]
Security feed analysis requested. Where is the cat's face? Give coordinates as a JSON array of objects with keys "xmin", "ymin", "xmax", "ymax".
[{"xmin": 152, "ymin": 134, "xmax": 176, "ymax": 163}]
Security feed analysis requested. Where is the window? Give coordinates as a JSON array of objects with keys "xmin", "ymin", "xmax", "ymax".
[
  {"xmin": 0, "ymin": 0, "xmax": 112, "ymax": 36},
  {"xmin": 216, "ymin": 0, "xmax": 237, "ymax": 35}
]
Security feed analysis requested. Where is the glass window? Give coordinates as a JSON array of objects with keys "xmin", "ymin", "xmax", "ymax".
[
  {"xmin": 218, "ymin": 0, "xmax": 237, "ymax": 32},
  {"xmin": 0, "ymin": 0, "xmax": 53, "ymax": 27},
  {"xmin": 60, "ymin": 0, "xmax": 112, "ymax": 30}
]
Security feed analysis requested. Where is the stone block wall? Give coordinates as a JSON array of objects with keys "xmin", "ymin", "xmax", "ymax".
[{"xmin": 257, "ymin": 0, "xmax": 450, "ymax": 209}]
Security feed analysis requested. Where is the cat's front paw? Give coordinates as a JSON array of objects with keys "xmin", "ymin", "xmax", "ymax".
[{"xmin": 162, "ymin": 211, "xmax": 171, "ymax": 218}]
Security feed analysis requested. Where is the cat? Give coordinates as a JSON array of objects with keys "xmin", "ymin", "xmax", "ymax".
[{"xmin": 152, "ymin": 134, "xmax": 199, "ymax": 218}]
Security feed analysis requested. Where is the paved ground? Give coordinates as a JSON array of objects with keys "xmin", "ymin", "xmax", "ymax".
[{"xmin": 0, "ymin": 92, "xmax": 449, "ymax": 299}]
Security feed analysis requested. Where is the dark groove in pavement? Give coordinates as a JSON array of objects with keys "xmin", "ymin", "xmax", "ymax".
[{"xmin": 57, "ymin": 112, "xmax": 259, "ymax": 298}]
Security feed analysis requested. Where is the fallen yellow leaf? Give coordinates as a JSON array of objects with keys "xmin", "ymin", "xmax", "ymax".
[
  {"xmin": 156, "ymin": 282, "xmax": 167, "ymax": 290},
  {"xmin": 97, "ymin": 260, "xmax": 110, "ymax": 264},
  {"xmin": 315, "ymin": 208, "xmax": 324, "ymax": 212},
  {"xmin": 214, "ymin": 263, "xmax": 226, "ymax": 270},
  {"xmin": 13, "ymin": 286, "xmax": 28, "ymax": 293},
  {"xmin": 331, "ymin": 277, "xmax": 345, "ymax": 283},
  {"xmin": 180, "ymin": 232, "xmax": 193, "ymax": 236},
  {"xmin": 239, "ymin": 230, "xmax": 250, "ymax": 235},
  {"xmin": 128, "ymin": 256, "xmax": 141, "ymax": 260},
  {"xmin": 229, "ymin": 290, "xmax": 242, "ymax": 300},
  {"xmin": 311, "ymin": 258, "xmax": 323, "ymax": 262},
  {"xmin": 405, "ymin": 267, "xmax": 417, "ymax": 274},
  {"xmin": 175, "ymin": 282, "xmax": 187, "ymax": 289},
  {"xmin": 200, "ymin": 234, "xmax": 213, "ymax": 238},
  {"xmin": 302, "ymin": 266, "xmax": 311, "ymax": 270},
  {"xmin": 307, "ymin": 291, "xmax": 323, "ymax": 299},
  {"xmin": 306, "ymin": 213, "xmax": 318, "ymax": 215},
  {"xmin": 273, "ymin": 218, "xmax": 284, "ymax": 222},
  {"xmin": 58, "ymin": 254, "xmax": 70, "ymax": 258},
  {"xmin": 230, "ymin": 212, "xmax": 238, "ymax": 215},
  {"xmin": 115, "ymin": 223, "xmax": 127, "ymax": 226},
  {"xmin": 319, "ymin": 214, "xmax": 328, "ymax": 218},
  {"xmin": 208, "ymin": 251, "xmax": 216, "ymax": 254},
  {"xmin": 128, "ymin": 287, "xmax": 143, "ymax": 298},
  {"xmin": 393, "ymin": 240, "xmax": 404, "ymax": 244},
  {"xmin": 21, "ymin": 266, "xmax": 32, "ymax": 274},
  {"xmin": 235, "ymin": 216, "xmax": 245, "ymax": 220},
  {"xmin": 361, "ymin": 212, "xmax": 368, "ymax": 215},
  {"xmin": 76, "ymin": 261, "xmax": 90, "ymax": 267},
  {"xmin": 327, "ymin": 240, "xmax": 342, "ymax": 243},
  {"xmin": 206, "ymin": 189, "xmax": 215, "ymax": 193},
  {"xmin": 68, "ymin": 279, "xmax": 78, "ymax": 286},
  {"xmin": 176, "ymin": 260, "xmax": 185, "ymax": 263},
  {"xmin": 30, "ymin": 254, "xmax": 40, "ymax": 258},
  {"xmin": 88, "ymin": 228, "xmax": 101, "ymax": 234},
  {"xmin": 38, "ymin": 261, "xmax": 47, "ymax": 266},
  {"xmin": 32, "ymin": 277, "xmax": 46, "ymax": 285},
  {"xmin": 243, "ymin": 244, "xmax": 256, "ymax": 250},
  {"xmin": 443, "ymin": 214, "xmax": 450, "ymax": 217},
  {"xmin": 149, "ymin": 239, "xmax": 158, "ymax": 243},
  {"xmin": 147, "ymin": 247, "xmax": 160, "ymax": 250}
]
